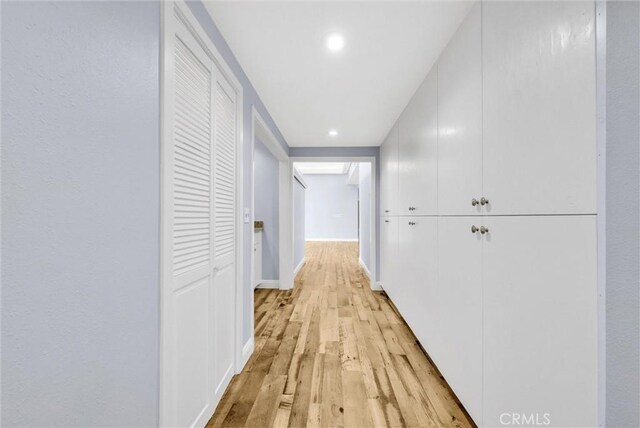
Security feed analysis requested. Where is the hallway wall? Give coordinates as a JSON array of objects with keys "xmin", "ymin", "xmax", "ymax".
[
  {"xmin": 254, "ymin": 139, "xmax": 279, "ymax": 280},
  {"xmin": 606, "ymin": 1, "xmax": 640, "ymax": 425},
  {"xmin": 1, "ymin": 2, "xmax": 161, "ymax": 425},
  {"xmin": 304, "ymin": 174, "xmax": 359, "ymax": 241}
]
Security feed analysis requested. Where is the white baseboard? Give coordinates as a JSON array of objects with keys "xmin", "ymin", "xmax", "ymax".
[
  {"xmin": 238, "ymin": 336, "xmax": 254, "ymax": 372},
  {"xmin": 359, "ymin": 257, "xmax": 371, "ymax": 279},
  {"xmin": 305, "ymin": 238, "xmax": 359, "ymax": 242},
  {"xmin": 256, "ymin": 280, "xmax": 280, "ymax": 289},
  {"xmin": 372, "ymin": 281, "xmax": 384, "ymax": 291},
  {"xmin": 294, "ymin": 258, "xmax": 305, "ymax": 276}
]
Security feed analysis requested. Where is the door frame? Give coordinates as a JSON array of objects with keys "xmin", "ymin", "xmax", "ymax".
[
  {"xmin": 160, "ymin": 1, "xmax": 244, "ymax": 425},
  {"xmin": 250, "ymin": 105, "xmax": 293, "ymax": 298},
  {"xmin": 289, "ymin": 156, "xmax": 378, "ymax": 290}
]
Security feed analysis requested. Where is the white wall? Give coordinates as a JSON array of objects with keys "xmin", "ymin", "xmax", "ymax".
[
  {"xmin": 606, "ymin": 1, "xmax": 640, "ymax": 425},
  {"xmin": 254, "ymin": 138, "xmax": 279, "ymax": 280},
  {"xmin": 304, "ymin": 173, "xmax": 359, "ymax": 241},
  {"xmin": 358, "ymin": 163, "xmax": 372, "ymax": 272},
  {"xmin": 2, "ymin": 2, "xmax": 160, "ymax": 425}
]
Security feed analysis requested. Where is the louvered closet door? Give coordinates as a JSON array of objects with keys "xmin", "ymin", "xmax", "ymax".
[
  {"xmin": 169, "ymin": 22, "xmax": 217, "ymax": 428},
  {"xmin": 211, "ymin": 72, "xmax": 237, "ymax": 400}
]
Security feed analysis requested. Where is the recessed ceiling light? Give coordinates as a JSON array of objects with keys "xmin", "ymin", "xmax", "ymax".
[
  {"xmin": 324, "ymin": 33, "xmax": 345, "ymax": 52},
  {"xmin": 328, "ymin": 129, "xmax": 339, "ymax": 137}
]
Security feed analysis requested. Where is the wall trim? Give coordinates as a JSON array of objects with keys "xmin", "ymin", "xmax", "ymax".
[
  {"xmin": 359, "ymin": 257, "xmax": 371, "ymax": 279},
  {"xmin": 239, "ymin": 336, "xmax": 254, "ymax": 371},
  {"xmin": 294, "ymin": 257, "xmax": 305, "ymax": 277},
  {"xmin": 372, "ymin": 281, "xmax": 384, "ymax": 291},
  {"xmin": 256, "ymin": 280, "xmax": 280, "ymax": 289}
]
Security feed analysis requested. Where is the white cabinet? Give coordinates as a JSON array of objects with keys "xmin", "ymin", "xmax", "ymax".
[
  {"xmin": 378, "ymin": 2, "xmax": 600, "ymax": 426},
  {"xmin": 253, "ymin": 230, "xmax": 262, "ymax": 288},
  {"xmin": 380, "ymin": 217, "xmax": 398, "ymax": 297},
  {"xmin": 380, "ymin": 124, "xmax": 399, "ymax": 216},
  {"xmin": 397, "ymin": 217, "xmax": 438, "ymax": 337},
  {"xmin": 482, "ymin": 1, "xmax": 596, "ymax": 215},
  {"xmin": 398, "ymin": 67, "xmax": 438, "ymax": 216},
  {"xmin": 437, "ymin": 4, "xmax": 482, "ymax": 216},
  {"xmin": 436, "ymin": 217, "xmax": 482, "ymax": 423},
  {"xmin": 482, "ymin": 216, "xmax": 598, "ymax": 427}
]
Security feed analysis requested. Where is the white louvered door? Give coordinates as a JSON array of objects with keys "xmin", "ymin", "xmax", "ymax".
[
  {"xmin": 162, "ymin": 6, "xmax": 239, "ymax": 426},
  {"xmin": 211, "ymin": 71, "xmax": 237, "ymax": 402}
]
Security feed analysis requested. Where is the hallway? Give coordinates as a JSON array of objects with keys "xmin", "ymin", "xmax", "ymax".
[{"xmin": 207, "ymin": 242, "xmax": 473, "ymax": 428}]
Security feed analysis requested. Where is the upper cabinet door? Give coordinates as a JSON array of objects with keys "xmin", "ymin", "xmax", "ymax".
[
  {"xmin": 380, "ymin": 124, "xmax": 399, "ymax": 216},
  {"xmin": 398, "ymin": 68, "xmax": 438, "ymax": 216},
  {"xmin": 437, "ymin": 4, "xmax": 482, "ymax": 216},
  {"xmin": 482, "ymin": 1, "xmax": 596, "ymax": 215}
]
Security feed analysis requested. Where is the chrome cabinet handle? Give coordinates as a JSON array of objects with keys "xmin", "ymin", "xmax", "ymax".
[
  {"xmin": 385, "ymin": 209, "xmax": 390, "ymax": 213},
  {"xmin": 385, "ymin": 220, "xmax": 390, "ymax": 223},
  {"xmin": 409, "ymin": 221, "xmax": 416, "ymax": 226},
  {"xmin": 480, "ymin": 197, "xmax": 489, "ymax": 206},
  {"xmin": 471, "ymin": 198, "xmax": 480, "ymax": 207},
  {"xmin": 471, "ymin": 225, "xmax": 479, "ymax": 233},
  {"xmin": 480, "ymin": 226, "xmax": 489, "ymax": 234}
]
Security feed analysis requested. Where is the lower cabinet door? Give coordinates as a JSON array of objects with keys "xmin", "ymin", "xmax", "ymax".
[
  {"xmin": 436, "ymin": 217, "xmax": 483, "ymax": 424},
  {"xmin": 482, "ymin": 216, "xmax": 598, "ymax": 427},
  {"xmin": 397, "ymin": 217, "xmax": 438, "ymax": 349},
  {"xmin": 380, "ymin": 217, "xmax": 399, "ymax": 297}
]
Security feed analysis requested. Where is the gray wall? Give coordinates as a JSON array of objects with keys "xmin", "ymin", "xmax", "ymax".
[
  {"xmin": 304, "ymin": 174, "xmax": 359, "ymax": 241},
  {"xmin": 294, "ymin": 177, "xmax": 306, "ymax": 270},
  {"xmin": 1, "ymin": 1, "xmax": 161, "ymax": 426},
  {"xmin": 289, "ymin": 146, "xmax": 380, "ymax": 280},
  {"xmin": 606, "ymin": 1, "xmax": 640, "ymax": 426},
  {"xmin": 358, "ymin": 163, "xmax": 372, "ymax": 272},
  {"xmin": 254, "ymin": 139, "xmax": 279, "ymax": 280},
  {"xmin": 187, "ymin": 1, "xmax": 290, "ymax": 344}
]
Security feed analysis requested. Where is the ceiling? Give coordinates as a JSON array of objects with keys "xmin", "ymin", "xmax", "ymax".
[
  {"xmin": 294, "ymin": 162, "xmax": 351, "ymax": 175},
  {"xmin": 204, "ymin": 1, "xmax": 474, "ymax": 147}
]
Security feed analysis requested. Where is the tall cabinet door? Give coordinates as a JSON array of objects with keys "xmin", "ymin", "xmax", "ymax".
[
  {"xmin": 482, "ymin": 216, "xmax": 598, "ymax": 427},
  {"xmin": 398, "ymin": 68, "xmax": 438, "ymax": 216},
  {"xmin": 380, "ymin": 124, "xmax": 399, "ymax": 216},
  {"xmin": 397, "ymin": 217, "xmax": 438, "ymax": 345},
  {"xmin": 436, "ymin": 217, "xmax": 482, "ymax": 424},
  {"xmin": 482, "ymin": 1, "xmax": 596, "ymax": 215},
  {"xmin": 380, "ymin": 217, "xmax": 399, "ymax": 296},
  {"xmin": 437, "ymin": 4, "xmax": 482, "ymax": 216}
]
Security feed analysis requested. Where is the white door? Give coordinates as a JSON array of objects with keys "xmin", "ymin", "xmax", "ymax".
[
  {"xmin": 164, "ymin": 20, "xmax": 218, "ymax": 427},
  {"xmin": 437, "ymin": 4, "xmax": 482, "ymax": 216},
  {"xmin": 482, "ymin": 216, "xmax": 598, "ymax": 427},
  {"xmin": 380, "ymin": 123, "xmax": 399, "ymax": 216},
  {"xmin": 436, "ymin": 216, "xmax": 482, "ymax": 424},
  {"xmin": 398, "ymin": 217, "xmax": 438, "ymax": 346},
  {"xmin": 211, "ymin": 73, "xmax": 238, "ymax": 402},
  {"xmin": 482, "ymin": 1, "xmax": 596, "ymax": 215},
  {"xmin": 380, "ymin": 216, "xmax": 399, "ymax": 297},
  {"xmin": 398, "ymin": 68, "xmax": 438, "ymax": 216},
  {"xmin": 162, "ymin": 6, "xmax": 239, "ymax": 426}
]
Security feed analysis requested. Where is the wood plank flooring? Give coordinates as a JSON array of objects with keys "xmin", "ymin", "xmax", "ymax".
[{"xmin": 207, "ymin": 241, "xmax": 474, "ymax": 428}]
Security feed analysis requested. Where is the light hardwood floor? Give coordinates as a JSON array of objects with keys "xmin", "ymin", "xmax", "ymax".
[{"xmin": 207, "ymin": 241, "xmax": 474, "ymax": 428}]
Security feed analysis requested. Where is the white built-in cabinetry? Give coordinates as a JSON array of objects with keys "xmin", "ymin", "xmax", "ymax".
[{"xmin": 379, "ymin": 2, "xmax": 599, "ymax": 426}]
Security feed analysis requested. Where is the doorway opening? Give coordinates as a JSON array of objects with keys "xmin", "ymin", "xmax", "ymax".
[{"xmin": 291, "ymin": 159, "xmax": 377, "ymax": 289}]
